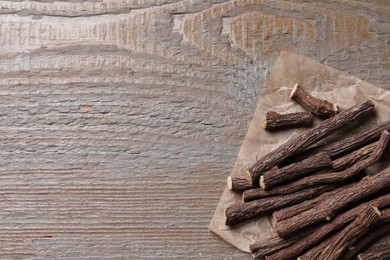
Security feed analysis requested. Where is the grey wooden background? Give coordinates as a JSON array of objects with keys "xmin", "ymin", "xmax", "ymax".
[{"xmin": 0, "ymin": 0, "xmax": 389, "ymax": 258}]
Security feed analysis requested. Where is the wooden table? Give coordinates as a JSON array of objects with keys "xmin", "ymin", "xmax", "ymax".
[{"xmin": 0, "ymin": 0, "xmax": 389, "ymax": 258}]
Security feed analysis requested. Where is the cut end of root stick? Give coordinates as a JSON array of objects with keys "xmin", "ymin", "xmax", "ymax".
[
  {"xmin": 224, "ymin": 209, "xmax": 228, "ymax": 225},
  {"xmin": 223, "ymin": 208, "xmax": 231, "ymax": 226},
  {"xmin": 259, "ymin": 176, "xmax": 265, "ymax": 189},
  {"xmin": 290, "ymin": 83, "xmax": 299, "ymax": 99},
  {"xmin": 262, "ymin": 116, "xmax": 267, "ymax": 129},
  {"xmin": 333, "ymin": 103, "xmax": 339, "ymax": 113},
  {"xmin": 227, "ymin": 176, "xmax": 233, "ymax": 190}
]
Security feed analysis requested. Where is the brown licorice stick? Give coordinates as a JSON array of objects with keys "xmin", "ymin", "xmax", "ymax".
[
  {"xmin": 278, "ymin": 119, "xmax": 390, "ymax": 167},
  {"xmin": 243, "ymin": 185, "xmax": 296, "ymax": 202},
  {"xmin": 274, "ymin": 164, "xmax": 390, "ymax": 238},
  {"xmin": 224, "ymin": 184, "xmax": 335, "ymax": 226},
  {"xmin": 227, "ymin": 176, "xmax": 254, "ymax": 191},
  {"xmin": 268, "ymin": 171, "xmax": 361, "ymax": 210},
  {"xmin": 265, "ymin": 130, "xmax": 389, "ymax": 201},
  {"xmin": 357, "ymin": 243, "xmax": 390, "ymax": 260},
  {"xmin": 267, "ymin": 193, "xmax": 390, "ymax": 260},
  {"xmin": 331, "ymin": 141, "xmax": 377, "ymax": 171},
  {"xmin": 251, "ymin": 228, "xmax": 315, "ymax": 259},
  {"xmin": 246, "ymin": 100, "xmax": 375, "ymax": 185},
  {"xmin": 243, "ymin": 169, "xmax": 334, "ymax": 202},
  {"xmin": 319, "ymin": 120, "xmax": 390, "ymax": 158},
  {"xmin": 344, "ymin": 222, "xmax": 390, "ymax": 259},
  {"xmin": 259, "ymin": 152, "xmax": 331, "ymax": 190},
  {"xmin": 242, "ymin": 174, "xmax": 330, "ymax": 202},
  {"xmin": 273, "ymin": 182, "xmax": 356, "ymax": 222},
  {"xmin": 250, "ymin": 233, "xmax": 304, "ymax": 259},
  {"xmin": 298, "ymin": 206, "xmax": 382, "ymax": 260},
  {"xmin": 262, "ymin": 111, "xmax": 312, "ymax": 130},
  {"xmin": 290, "ymin": 83, "xmax": 339, "ymax": 118}
]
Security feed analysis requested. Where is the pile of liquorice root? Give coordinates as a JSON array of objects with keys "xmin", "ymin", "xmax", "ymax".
[{"xmin": 225, "ymin": 84, "xmax": 390, "ymax": 260}]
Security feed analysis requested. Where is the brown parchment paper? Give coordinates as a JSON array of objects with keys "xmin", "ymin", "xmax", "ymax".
[{"xmin": 209, "ymin": 50, "xmax": 390, "ymax": 254}]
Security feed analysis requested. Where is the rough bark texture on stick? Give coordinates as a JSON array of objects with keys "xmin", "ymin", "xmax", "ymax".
[
  {"xmin": 272, "ymin": 182, "xmax": 355, "ymax": 222},
  {"xmin": 227, "ymin": 176, "xmax": 254, "ymax": 191},
  {"xmin": 250, "ymin": 234, "xmax": 303, "ymax": 259},
  {"xmin": 266, "ymin": 168, "xmax": 360, "ymax": 202},
  {"xmin": 331, "ymin": 141, "xmax": 377, "ymax": 171},
  {"xmin": 299, "ymin": 206, "xmax": 382, "ymax": 260},
  {"xmin": 268, "ymin": 194, "xmax": 390, "ymax": 260},
  {"xmin": 272, "ymin": 181, "xmax": 356, "ymax": 222},
  {"xmin": 262, "ymin": 111, "xmax": 312, "ymax": 130},
  {"xmin": 247, "ymin": 100, "xmax": 375, "ymax": 184},
  {"xmin": 224, "ymin": 185, "xmax": 334, "ymax": 226},
  {"xmin": 344, "ymin": 222, "xmax": 390, "ymax": 259},
  {"xmin": 243, "ymin": 173, "xmax": 334, "ymax": 202},
  {"xmin": 260, "ymin": 152, "xmax": 331, "ymax": 190},
  {"xmin": 268, "ymin": 130, "xmax": 389, "ymax": 198},
  {"xmin": 278, "ymin": 120, "xmax": 390, "ymax": 167},
  {"xmin": 275, "ymin": 164, "xmax": 390, "ymax": 238},
  {"xmin": 290, "ymin": 83, "xmax": 338, "ymax": 118},
  {"xmin": 358, "ymin": 243, "xmax": 390, "ymax": 260},
  {"xmin": 322, "ymin": 120, "xmax": 390, "ymax": 158}
]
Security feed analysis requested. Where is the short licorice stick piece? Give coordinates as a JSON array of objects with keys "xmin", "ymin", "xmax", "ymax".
[
  {"xmin": 243, "ymin": 172, "xmax": 334, "ymax": 202},
  {"xmin": 224, "ymin": 185, "xmax": 334, "ymax": 226},
  {"xmin": 278, "ymin": 119, "xmax": 390, "ymax": 167},
  {"xmin": 267, "ymin": 130, "xmax": 389, "ymax": 197},
  {"xmin": 247, "ymin": 100, "xmax": 375, "ymax": 184},
  {"xmin": 262, "ymin": 111, "xmax": 312, "ymax": 130},
  {"xmin": 358, "ymin": 243, "xmax": 390, "ymax": 260},
  {"xmin": 298, "ymin": 206, "xmax": 382, "ymax": 260},
  {"xmin": 344, "ymin": 222, "xmax": 390, "ymax": 259},
  {"xmin": 267, "ymin": 193, "xmax": 390, "ymax": 260},
  {"xmin": 331, "ymin": 141, "xmax": 377, "ymax": 171},
  {"xmin": 290, "ymin": 83, "xmax": 338, "ymax": 118},
  {"xmin": 275, "ymin": 164, "xmax": 390, "ymax": 238},
  {"xmin": 227, "ymin": 176, "xmax": 254, "ymax": 191},
  {"xmin": 260, "ymin": 152, "xmax": 331, "ymax": 190}
]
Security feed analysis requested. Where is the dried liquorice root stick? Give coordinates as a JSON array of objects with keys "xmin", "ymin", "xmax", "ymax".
[
  {"xmin": 331, "ymin": 141, "xmax": 376, "ymax": 171},
  {"xmin": 249, "ymin": 233, "xmax": 305, "ymax": 259},
  {"xmin": 290, "ymin": 83, "xmax": 338, "ymax": 118},
  {"xmin": 243, "ymin": 183, "xmax": 303, "ymax": 202},
  {"xmin": 298, "ymin": 206, "xmax": 382, "ymax": 260},
  {"xmin": 262, "ymin": 111, "xmax": 312, "ymax": 130},
  {"xmin": 322, "ymin": 119, "xmax": 390, "ymax": 158},
  {"xmin": 275, "ymin": 164, "xmax": 390, "ymax": 238},
  {"xmin": 247, "ymin": 100, "xmax": 374, "ymax": 184},
  {"xmin": 259, "ymin": 152, "xmax": 331, "ymax": 190},
  {"xmin": 272, "ymin": 182, "xmax": 352, "ymax": 221},
  {"xmin": 267, "ymin": 193, "xmax": 390, "ymax": 260},
  {"xmin": 344, "ymin": 222, "xmax": 390, "ymax": 259},
  {"xmin": 358, "ymin": 243, "xmax": 390, "ymax": 260},
  {"xmin": 278, "ymin": 119, "xmax": 390, "ymax": 167},
  {"xmin": 243, "ymin": 171, "xmax": 334, "ymax": 202},
  {"xmin": 227, "ymin": 176, "xmax": 254, "ymax": 191},
  {"xmin": 224, "ymin": 185, "xmax": 334, "ymax": 226},
  {"xmin": 267, "ymin": 130, "xmax": 389, "ymax": 200}
]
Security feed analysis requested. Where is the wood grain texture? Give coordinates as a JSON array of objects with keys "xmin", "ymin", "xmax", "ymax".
[{"xmin": 0, "ymin": 0, "xmax": 389, "ymax": 258}]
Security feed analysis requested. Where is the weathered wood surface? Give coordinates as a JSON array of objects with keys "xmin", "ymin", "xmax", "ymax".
[{"xmin": 0, "ymin": 0, "xmax": 389, "ymax": 258}]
